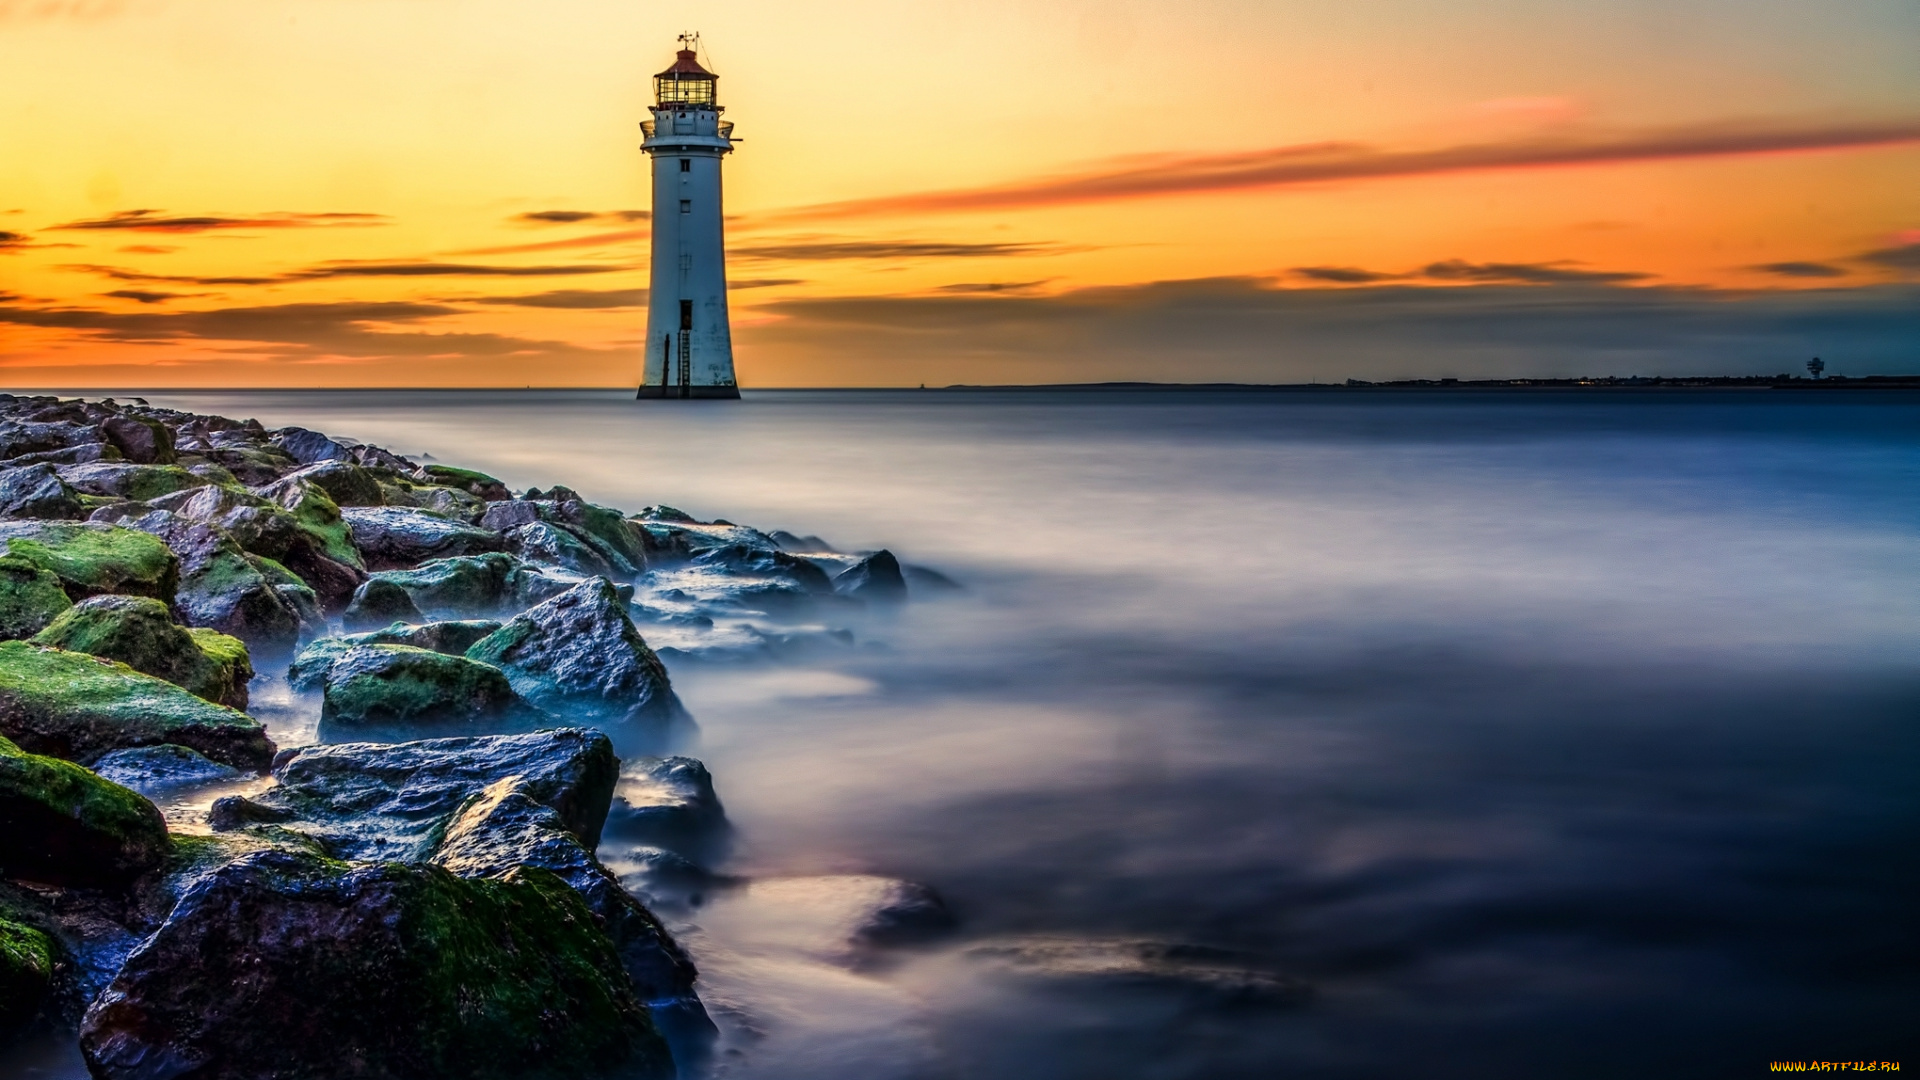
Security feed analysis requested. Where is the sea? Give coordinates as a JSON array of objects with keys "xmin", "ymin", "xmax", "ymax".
[{"xmin": 9, "ymin": 388, "xmax": 1918, "ymax": 1078}]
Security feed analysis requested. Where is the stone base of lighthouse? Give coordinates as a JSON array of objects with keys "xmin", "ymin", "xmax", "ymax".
[{"xmin": 636, "ymin": 384, "xmax": 741, "ymax": 399}]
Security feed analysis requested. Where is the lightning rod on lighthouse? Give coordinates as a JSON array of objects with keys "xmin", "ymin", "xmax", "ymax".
[{"xmin": 637, "ymin": 34, "xmax": 740, "ymax": 399}]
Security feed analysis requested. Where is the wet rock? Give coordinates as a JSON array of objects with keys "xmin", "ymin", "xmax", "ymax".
[
  {"xmin": 0, "ymin": 735, "xmax": 170, "ymax": 889},
  {"xmin": 904, "ymin": 563, "xmax": 963, "ymax": 594},
  {"xmin": 362, "ymin": 551, "xmax": 589, "ymax": 618},
  {"xmin": 222, "ymin": 730, "xmax": 619, "ymax": 858},
  {"xmin": 0, "ymin": 911, "xmax": 54, "ymax": 1035},
  {"xmin": 262, "ymin": 460, "xmax": 384, "ymax": 508},
  {"xmin": 466, "ymin": 578, "xmax": 680, "ymax": 734},
  {"xmin": 80, "ymin": 850, "xmax": 672, "ymax": 1080},
  {"xmin": 56, "ymin": 463, "xmax": 203, "ymax": 502},
  {"xmin": 319, "ymin": 644, "xmax": 543, "ymax": 735},
  {"xmin": 834, "ymin": 549, "xmax": 907, "ymax": 604},
  {"xmin": 92, "ymin": 744, "xmax": 245, "ymax": 796},
  {"xmin": 769, "ymin": 530, "xmax": 833, "ymax": 552},
  {"xmin": 0, "ymin": 641, "xmax": 274, "ymax": 770},
  {"xmin": 418, "ymin": 464, "xmax": 512, "ymax": 502},
  {"xmin": 341, "ymin": 506, "xmax": 503, "ymax": 571},
  {"xmin": 118, "ymin": 513, "xmax": 313, "ymax": 649},
  {"xmin": 0, "ymin": 463, "xmax": 86, "ymax": 520},
  {"xmin": 0, "ymin": 522, "xmax": 178, "ymax": 603},
  {"xmin": 503, "ymin": 521, "xmax": 617, "ymax": 577},
  {"xmin": 148, "ymin": 482, "xmax": 365, "ymax": 611},
  {"xmin": 604, "ymin": 756, "xmax": 726, "ymax": 854},
  {"xmin": 286, "ymin": 619, "xmax": 501, "ymax": 691},
  {"xmin": 269, "ymin": 426, "xmax": 352, "ymax": 465},
  {"xmin": 964, "ymin": 937, "xmax": 1312, "ymax": 1009},
  {"xmin": 32, "ymin": 595, "xmax": 252, "ymax": 710},
  {"xmin": 98, "ymin": 416, "xmax": 176, "ymax": 465},
  {"xmin": 0, "ymin": 556, "xmax": 72, "ymax": 641},
  {"xmin": 195, "ymin": 446, "xmax": 292, "ymax": 486},
  {"xmin": 341, "ymin": 577, "xmax": 424, "ymax": 631}
]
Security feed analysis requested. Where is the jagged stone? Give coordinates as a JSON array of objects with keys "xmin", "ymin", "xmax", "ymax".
[
  {"xmin": 31, "ymin": 595, "xmax": 251, "ymax": 710},
  {"xmin": 0, "ymin": 735, "xmax": 170, "ymax": 888},
  {"xmin": 319, "ymin": 644, "xmax": 542, "ymax": 735},
  {"xmin": 340, "ymin": 506, "xmax": 503, "ymax": 571},
  {"xmin": 466, "ymin": 578, "xmax": 679, "ymax": 734},
  {"xmin": 0, "ymin": 555, "xmax": 72, "ymax": 641},
  {"xmin": 0, "ymin": 463, "xmax": 86, "ymax": 520},
  {"xmin": 342, "ymin": 578, "xmax": 424, "ymax": 631},
  {"xmin": 0, "ymin": 522, "xmax": 178, "ymax": 603},
  {"xmin": 834, "ymin": 549, "xmax": 908, "ymax": 603},
  {"xmin": 98, "ymin": 416, "xmax": 176, "ymax": 465}
]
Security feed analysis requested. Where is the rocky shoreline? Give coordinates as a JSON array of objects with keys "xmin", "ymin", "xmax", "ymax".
[{"xmin": 0, "ymin": 392, "xmax": 953, "ymax": 1079}]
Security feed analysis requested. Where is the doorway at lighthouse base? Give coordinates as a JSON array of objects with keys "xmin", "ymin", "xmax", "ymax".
[{"xmin": 636, "ymin": 384, "xmax": 741, "ymax": 399}]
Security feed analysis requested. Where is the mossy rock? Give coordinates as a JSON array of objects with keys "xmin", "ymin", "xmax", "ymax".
[
  {"xmin": 419, "ymin": 464, "xmax": 511, "ymax": 502},
  {"xmin": 0, "ymin": 641, "xmax": 274, "ymax": 770},
  {"xmin": 0, "ymin": 734, "xmax": 170, "ymax": 888},
  {"xmin": 58, "ymin": 463, "xmax": 203, "ymax": 502},
  {"xmin": 287, "ymin": 620, "xmax": 503, "ymax": 692},
  {"xmin": 0, "ymin": 556, "xmax": 72, "ymax": 641},
  {"xmin": 3, "ymin": 524, "xmax": 179, "ymax": 603},
  {"xmin": 0, "ymin": 913, "xmax": 54, "ymax": 1035},
  {"xmin": 368, "ymin": 552, "xmax": 521, "ymax": 616},
  {"xmin": 320, "ymin": 644, "xmax": 542, "ymax": 734},
  {"xmin": 80, "ymin": 851, "xmax": 670, "ymax": 1080},
  {"xmin": 32, "ymin": 596, "xmax": 251, "ymax": 710}
]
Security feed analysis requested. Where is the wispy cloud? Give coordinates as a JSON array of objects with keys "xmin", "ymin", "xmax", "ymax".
[
  {"xmin": 734, "ymin": 239, "xmax": 1066, "ymax": 261},
  {"xmin": 50, "ymin": 209, "xmax": 388, "ymax": 233},
  {"xmin": 1860, "ymin": 242, "xmax": 1920, "ymax": 272},
  {"xmin": 770, "ymin": 117, "xmax": 1920, "ymax": 221},
  {"xmin": 469, "ymin": 288, "xmax": 646, "ymax": 309},
  {"xmin": 1421, "ymin": 259, "xmax": 1649, "ymax": 284},
  {"xmin": 453, "ymin": 229, "xmax": 650, "ymax": 256},
  {"xmin": 61, "ymin": 259, "xmax": 625, "ymax": 286},
  {"xmin": 513, "ymin": 210, "xmax": 649, "ymax": 225},
  {"xmin": 1293, "ymin": 266, "xmax": 1404, "ymax": 283},
  {"xmin": 1754, "ymin": 261, "xmax": 1848, "ymax": 278},
  {"xmin": 103, "ymin": 289, "xmax": 188, "ymax": 304}
]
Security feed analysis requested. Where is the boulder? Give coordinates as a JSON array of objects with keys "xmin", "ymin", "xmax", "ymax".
[
  {"xmin": 0, "ymin": 735, "xmax": 170, "ymax": 888},
  {"xmin": 98, "ymin": 416, "xmax": 176, "ymax": 465},
  {"xmin": 0, "ymin": 555, "xmax": 72, "ymax": 640},
  {"xmin": 269, "ymin": 426, "xmax": 352, "ymax": 465},
  {"xmin": 147, "ymin": 483, "xmax": 365, "ymax": 611},
  {"xmin": 121, "ymin": 514, "xmax": 314, "ymax": 650},
  {"xmin": 56, "ymin": 463, "xmax": 202, "ymax": 502},
  {"xmin": 92, "ymin": 744, "xmax": 244, "ymax": 796},
  {"xmin": 286, "ymin": 620, "xmax": 501, "ymax": 691},
  {"xmin": 0, "ymin": 420, "xmax": 100, "ymax": 462},
  {"xmin": 604, "ymin": 756, "xmax": 727, "ymax": 854},
  {"xmin": 80, "ymin": 851, "xmax": 672, "ymax": 1080},
  {"xmin": 31, "ymin": 595, "xmax": 252, "ymax": 710},
  {"xmin": 502, "ymin": 521, "xmax": 616, "ymax": 578},
  {"xmin": 319, "ymin": 644, "xmax": 542, "ymax": 735},
  {"xmin": 0, "ymin": 463, "xmax": 86, "ymax": 519},
  {"xmin": 0, "ymin": 641, "xmax": 274, "ymax": 770},
  {"xmin": 419, "ymin": 464, "xmax": 512, "ymax": 502},
  {"xmin": 834, "ymin": 549, "xmax": 908, "ymax": 604},
  {"xmin": 262, "ymin": 460, "xmax": 384, "ymax": 508},
  {"xmin": 215, "ymin": 730, "xmax": 619, "ymax": 859},
  {"xmin": 341, "ymin": 578, "xmax": 423, "ymax": 631},
  {"xmin": 1, "ymin": 522, "xmax": 178, "ymax": 602},
  {"xmin": 195, "ymin": 446, "xmax": 292, "ymax": 487},
  {"xmin": 0, "ymin": 912, "xmax": 54, "ymax": 1035},
  {"xmin": 466, "ymin": 578, "xmax": 679, "ymax": 733},
  {"xmin": 363, "ymin": 551, "xmax": 532, "ymax": 617},
  {"xmin": 341, "ymin": 507, "xmax": 502, "ymax": 571}
]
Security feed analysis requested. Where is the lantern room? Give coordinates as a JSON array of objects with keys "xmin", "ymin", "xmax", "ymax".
[{"xmin": 655, "ymin": 48, "xmax": 717, "ymax": 108}]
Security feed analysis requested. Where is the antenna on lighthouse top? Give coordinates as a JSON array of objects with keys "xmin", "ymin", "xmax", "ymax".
[{"xmin": 678, "ymin": 31, "xmax": 700, "ymax": 54}]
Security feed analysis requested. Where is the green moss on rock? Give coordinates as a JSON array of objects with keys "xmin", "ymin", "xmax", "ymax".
[
  {"xmin": 0, "ymin": 734, "xmax": 170, "ymax": 888},
  {"xmin": 0, "ymin": 641, "xmax": 274, "ymax": 770},
  {"xmin": 32, "ymin": 596, "xmax": 251, "ymax": 710},
  {"xmin": 0, "ymin": 556, "xmax": 72, "ymax": 641},
  {"xmin": 4, "ymin": 524, "xmax": 179, "ymax": 603},
  {"xmin": 0, "ymin": 913, "xmax": 54, "ymax": 1035},
  {"xmin": 320, "ymin": 644, "xmax": 539, "ymax": 734}
]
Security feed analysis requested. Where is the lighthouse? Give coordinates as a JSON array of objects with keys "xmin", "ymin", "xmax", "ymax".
[{"xmin": 637, "ymin": 35, "xmax": 740, "ymax": 399}]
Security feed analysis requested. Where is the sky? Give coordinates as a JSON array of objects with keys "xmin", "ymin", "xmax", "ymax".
[{"xmin": 1, "ymin": 0, "xmax": 1917, "ymax": 387}]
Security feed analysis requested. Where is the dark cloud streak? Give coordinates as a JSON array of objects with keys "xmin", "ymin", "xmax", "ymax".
[{"xmin": 50, "ymin": 210, "xmax": 388, "ymax": 233}]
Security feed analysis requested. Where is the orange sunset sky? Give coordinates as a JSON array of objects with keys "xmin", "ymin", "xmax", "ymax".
[{"xmin": 2, "ymin": 0, "xmax": 1917, "ymax": 387}]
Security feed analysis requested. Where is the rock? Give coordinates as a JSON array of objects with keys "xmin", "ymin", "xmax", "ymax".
[
  {"xmin": 195, "ymin": 446, "xmax": 292, "ymax": 486},
  {"xmin": 541, "ymin": 499, "xmax": 649, "ymax": 574},
  {"xmin": 503, "ymin": 521, "xmax": 617, "ymax": 577},
  {"xmin": 79, "ymin": 850, "xmax": 672, "ymax": 1080},
  {"xmin": 0, "ymin": 522, "xmax": 178, "ymax": 602},
  {"xmin": 0, "ymin": 420, "xmax": 99, "ymax": 462},
  {"xmin": 220, "ymin": 730, "xmax": 619, "ymax": 859},
  {"xmin": 0, "ymin": 555, "xmax": 72, "ymax": 640},
  {"xmin": 320, "ymin": 644, "xmax": 542, "ymax": 735},
  {"xmin": 0, "ymin": 641, "xmax": 274, "ymax": 770},
  {"xmin": 98, "ymin": 416, "xmax": 176, "ymax": 465},
  {"xmin": 479, "ymin": 499, "xmax": 541, "ymax": 531},
  {"xmin": 0, "ymin": 735, "xmax": 170, "ymax": 888},
  {"xmin": 91, "ymin": 744, "xmax": 245, "ymax": 796},
  {"xmin": 769, "ymin": 530, "xmax": 833, "ymax": 552},
  {"xmin": 604, "ymin": 756, "xmax": 726, "ymax": 854},
  {"xmin": 903, "ymin": 563, "xmax": 963, "ymax": 594},
  {"xmin": 0, "ymin": 463, "xmax": 86, "ymax": 519},
  {"xmin": 419, "ymin": 464, "xmax": 512, "ymax": 502},
  {"xmin": 968, "ymin": 937, "xmax": 1312, "ymax": 1008},
  {"xmin": 31, "ymin": 595, "xmax": 252, "ymax": 710},
  {"xmin": 363, "ymin": 551, "xmax": 543, "ymax": 617},
  {"xmin": 341, "ymin": 506, "xmax": 503, "ymax": 571},
  {"xmin": 466, "ymin": 578, "xmax": 679, "ymax": 734},
  {"xmin": 0, "ymin": 911, "xmax": 54, "ymax": 1035},
  {"xmin": 341, "ymin": 578, "xmax": 424, "ymax": 631},
  {"xmin": 834, "ymin": 549, "xmax": 908, "ymax": 603},
  {"xmin": 56, "ymin": 463, "xmax": 203, "ymax": 502},
  {"xmin": 431, "ymin": 783, "xmax": 707, "ymax": 1042},
  {"xmin": 120, "ymin": 514, "xmax": 312, "ymax": 650},
  {"xmin": 269, "ymin": 426, "xmax": 352, "ymax": 465},
  {"xmin": 286, "ymin": 620, "xmax": 501, "ymax": 691},
  {"xmin": 147, "ymin": 482, "xmax": 365, "ymax": 611},
  {"xmin": 262, "ymin": 460, "xmax": 383, "ymax": 508}
]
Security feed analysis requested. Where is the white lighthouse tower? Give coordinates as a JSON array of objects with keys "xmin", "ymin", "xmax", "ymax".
[{"xmin": 638, "ymin": 35, "xmax": 740, "ymax": 399}]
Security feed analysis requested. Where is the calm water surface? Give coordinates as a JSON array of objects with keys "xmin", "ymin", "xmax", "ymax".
[{"xmin": 22, "ymin": 389, "xmax": 1920, "ymax": 1077}]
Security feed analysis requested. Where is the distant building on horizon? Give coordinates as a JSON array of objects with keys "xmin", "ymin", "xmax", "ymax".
[{"xmin": 637, "ymin": 35, "xmax": 740, "ymax": 400}]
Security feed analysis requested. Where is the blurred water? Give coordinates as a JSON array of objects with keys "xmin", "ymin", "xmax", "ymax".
[{"xmin": 34, "ymin": 389, "xmax": 1920, "ymax": 1077}]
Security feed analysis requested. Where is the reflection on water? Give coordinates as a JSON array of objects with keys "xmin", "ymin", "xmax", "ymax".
[{"xmin": 28, "ymin": 389, "xmax": 1920, "ymax": 1076}]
